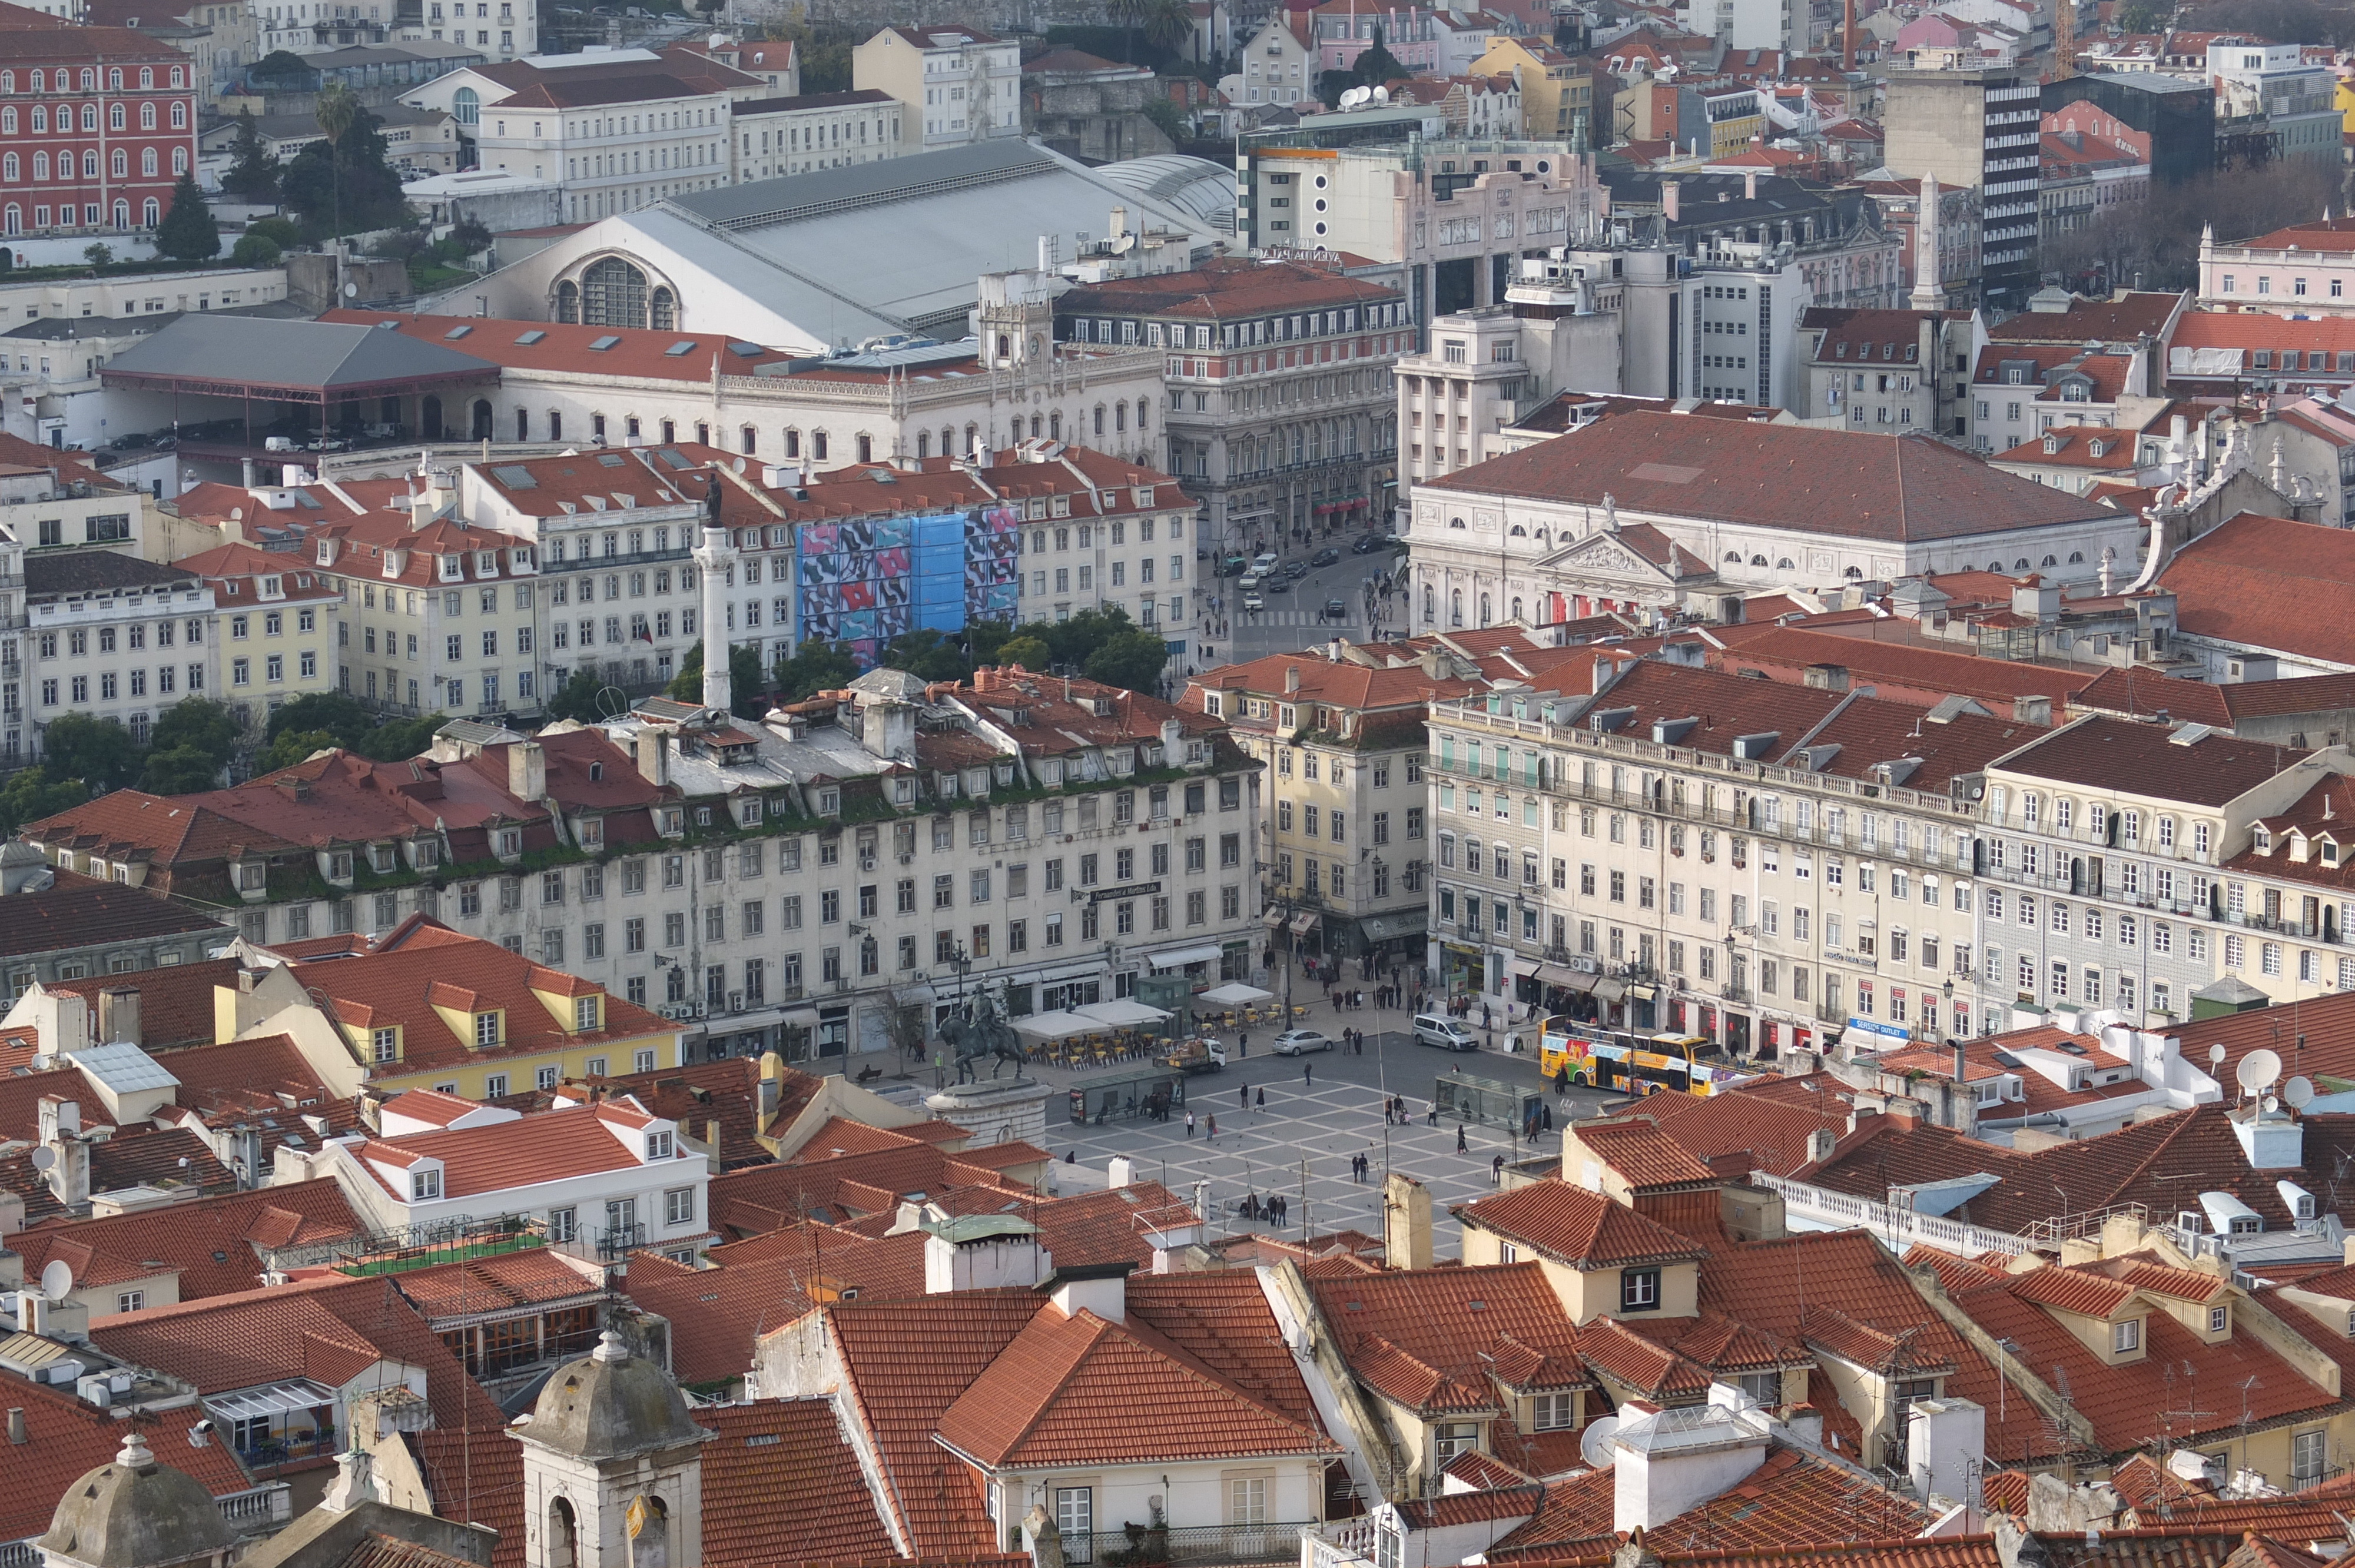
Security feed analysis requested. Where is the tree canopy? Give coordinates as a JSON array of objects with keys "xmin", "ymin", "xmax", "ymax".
[
  {"xmin": 773, "ymin": 640, "xmax": 860, "ymax": 702},
  {"xmin": 279, "ymin": 98, "xmax": 409, "ymax": 240},
  {"xmin": 155, "ymin": 174, "xmax": 220, "ymax": 261},
  {"xmin": 667, "ymin": 643, "xmax": 770, "ymax": 717},
  {"xmin": 221, "ymin": 109, "xmax": 281, "ymax": 203}
]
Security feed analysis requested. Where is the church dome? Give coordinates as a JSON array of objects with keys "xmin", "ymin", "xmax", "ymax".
[
  {"xmin": 37, "ymin": 1430, "xmax": 237, "ymax": 1568},
  {"xmin": 518, "ymin": 1330, "xmax": 709, "ymax": 1461}
]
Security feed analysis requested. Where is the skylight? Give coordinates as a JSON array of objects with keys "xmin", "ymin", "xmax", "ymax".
[
  {"xmin": 665, "ymin": 340, "xmax": 696, "ymax": 356},
  {"xmin": 515, "ymin": 329, "xmax": 546, "ymax": 345},
  {"xmin": 589, "ymin": 335, "xmax": 621, "ymax": 351},
  {"xmin": 443, "ymin": 324, "xmax": 473, "ymax": 340}
]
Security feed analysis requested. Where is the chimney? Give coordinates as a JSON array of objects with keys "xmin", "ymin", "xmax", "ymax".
[
  {"xmin": 1744, "ymin": 168, "xmax": 1757, "ymax": 200},
  {"xmin": 1049, "ymin": 1261, "xmax": 1132, "ymax": 1323},
  {"xmin": 241, "ymin": 457, "xmax": 256, "ymax": 488},
  {"xmin": 506, "ymin": 740, "xmax": 546, "ymax": 802},
  {"xmin": 757, "ymin": 1052, "xmax": 782, "ymax": 1119},
  {"xmin": 97, "ymin": 986, "xmax": 140, "ymax": 1048},
  {"xmin": 1662, "ymin": 179, "xmax": 1680, "ymax": 221},
  {"xmin": 1284, "ymin": 665, "xmax": 1301, "ymax": 695},
  {"xmin": 635, "ymin": 729, "xmax": 669, "ymax": 786},
  {"xmin": 1805, "ymin": 1127, "xmax": 1836, "ymax": 1164},
  {"xmin": 1383, "ymin": 1171, "xmax": 1432, "ymax": 1269},
  {"xmin": 1109, "ymin": 1155, "xmax": 1136, "ymax": 1189},
  {"xmin": 923, "ymin": 1219, "xmax": 1047, "ymax": 1293},
  {"xmin": 37, "ymin": 1095, "xmax": 89, "ymax": 1209},
  {"xmin": 5, "ymin": 1408, "xmax": 22, "ymax": 1445},
  {"xmin": 1906, "ymin": 1398, "xmax": 1986, "ymax": 1505}
]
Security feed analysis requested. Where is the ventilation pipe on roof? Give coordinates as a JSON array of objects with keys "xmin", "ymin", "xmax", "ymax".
[
  {"xmin": 1382, "ymin": 1171, "xmax": 1433, "ymax": 1270},
  {"xmin": 1049, "ymin": 1260, "xmax": 1133, "ymax": 1324},
  {"xmin": 507, "ymin": 740, "xmax": 547, "ymax": 805}
]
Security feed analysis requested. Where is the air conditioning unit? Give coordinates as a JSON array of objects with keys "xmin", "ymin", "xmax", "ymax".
[
  {"xmin": 860, "ymin": 855, "xmax": 878, "ymax": 871},
  {"xmin": 898, "ymin": 853, "xmax": 914, "ymax": 865},
  {"xmin": 728, "ymin": 991, "xmax": 744, "ymax": 1011}
]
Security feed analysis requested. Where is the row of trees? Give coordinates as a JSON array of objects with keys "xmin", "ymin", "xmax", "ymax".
[
  {"xmin": 2044, "ymin": 158, "xmax": 2341, "ymax": 291},
  {"xmin": 0, "ymin": 700, "xmax": 251, "ymax": 836}
]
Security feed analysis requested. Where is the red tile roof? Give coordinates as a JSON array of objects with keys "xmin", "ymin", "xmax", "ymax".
[
  {"xmin": 44, "ymin": 957, "xmax": 249, "ymax": 1052},
  {"xmin": 624, "ymin": 1227, "xmax": 928, "ymax": 1387},
  {"xmin": 385, "ymin": 1245, "xmax": 606, "ymax": 1323},
  {"xmin": 1059, "ymin": 257, "xmax": 1401, "ymax": 320},
  {"xmin": 1455, "ymin": 1180, "xmax": 1711, "ymax": 1267},
  {"xmin": 1988, "ymin": 291, "xmax": 2187, "ymax": 346},
  {"xmin": 2073, "ymin": 666, "xmax": 2355, "ymax": 726},
  {"xmin": 1313, "ymin": 1262, "xmax": 1588, "ymax": 1416},
  {"xmin": 1633, "ymin": 1077, "xmax": 1853, "ymax": 1178},
  {"xmin": 1993, "ymin": 712, "xmax": 2305, "ymax": 806},
  {"xmin": 0, "ymin": 1376, "xmax": 258, "ymax": 1548},
  {"xmin": 1573, "ymin": 1118, "xmax": 1724, "ymax": 1188},
  {"xmin": 0, "ymin": 1124, "xmax": 237, "ymax": 1222},
  {"xmin": 9, "ymin": 1178, "xmax": 361, "ymax": 1300},
  {"xmin": 2158, "ymin": 511, "xmax": 2355, "ymax": 669},
  {"xmin": 350, "ymin": 1099, "xmax": 676, "ymax": 1201},
  {"xmin": 1421, "ymin": 412, "xmax": 2111, "ymax": 542},
  {"xmin": 1574, "ymin": 1314, "xmax": 1713, "ymax": 1400},
  {"xmin": 935, "ymin": 1304, "xmax": 1338, "ymax": 1467},
  {"xmin": 699, "ymin": 1400, "xmax": 903, "ymax": 1566}
]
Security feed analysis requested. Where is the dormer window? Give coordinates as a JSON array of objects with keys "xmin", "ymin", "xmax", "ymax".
[
  {"xmin": 817, "ymin": 788, "xmax": 841, "ymax": 815},
  {"xmin": 476, "ymin": 551, "xmax": 498, "ymax": 575},
  {"xmin": 2112, "ymin": 1318, "xmax": 2141, "ymax": 1353},
  {"xmin": 2256, "ymin": 826, "xmax": 2274, "ymax": 852},
  {"xmin": 647, "ymin": 1129, "xmax": 674, "ymax": 1160},
  {"xmin": 369, "ymin": 844, "xmax": 395, "ymax": 872},
  {"xmin": 2209, "ymin": 1304, "xmax": 2229, "ymax": 1333},
  {"xmin": 496, "ymin": 829, "xmax": 522, "ymax": 856},
  {"xmin": 738, "ymin": 799, "xmax": 761, "ymax": 826},
  {"xmin": 439, "ymin": 555, "xmax": 463, "ymax": 581},
  {"xmin": 475, "ymin": 1012, "xmax": 500, "ymax": 1048},
  {"xmin": 412, "ymin": 1168, "xmax": 441, "ymax": 1200},
  {"xmin": 2327, "ymin": 841, "xmax": 2341, "ymax": 865},
  {"xmin": 576, "ymin": 995, "xmax": 601, "ymax": 1030},
  {"xmin": 316, "ymin": 540, "xmax": 334, "ymax": 566}
]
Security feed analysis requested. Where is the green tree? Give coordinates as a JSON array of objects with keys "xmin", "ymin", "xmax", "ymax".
[
  {"xmin": 0, "ymin": 767, "xmax": 88, "ymax": 836},
  {"xmin": 1351, "ymin": 24, "xmax": 1412, "ymax": 85},
  {"xmin": 967, "ymin": 619, "xmax": 1017, "ymax": 666},
  {"xmin": 154, "ymin": 178, "xmax": 218, "ymax": 262},
  {"xmin": 247, "ymin": 215, "xmax": 301, "ymax": 248},
  {"xmin": 42, "ymin": 714, "xmax": 141, "ymax": 792},
  {"xmin": 221, "ymin": 109, "xmax": 281, "ymax": 203},
  {"xmin": 996, "ymin": 634, "xmax": 1052, "ymax": 671},
  {"xmin": 148, "ymin": 698, "xmax": 241, "ymax": 770},
  {"xmin": 880, "ymin": 627, "xmax": 970, "ymax": 683},
  {"xmin": 542, "ymin": 668, "xmax": 611, "ymax": 723},
  {"xmin": 772, "ymin": 640, "xmax": 859, "ymax": 702},
  {"xmin": 2117, "ymin": 0, "xmax": 2171, "ymax": 26},
  {"xmin": 356, "ymin": 715, "xmax": 443, "ymax": 761},
  {"xmin": 250, "ymin": 49, "xmax": 315, "ymax": 84},
  {"xmin": 82, "ymin": 243, "xmax": 114, "ymax": 269},
  {"xmin": 1083, "ymin": 627, "xmax": 1173, "ymax": 693},
  {"xmin": 251, "ymin": 728, "xmax": 340, "ymax": 775},
  {"xmin": 231, "ymin": 233, "xmax": 282, "ymax": 267},
  {"xmin": 265, "ymin": 692, "xmax": 374, "ymax": 748},
  {"xmin": 1139, "ymin": 0, "xmax": 1195, "ymax": 51},
  {"xmin": 139, "ymin": 745, "xmax": 224, "ymax": 794},
  {"xmin": 281, "ymin": 96, "xmax": 407, "ymax": 240},
  {"xmin": 448, "ymin": 217, "xmax": 493, "ymax": 255},
  {"xmin": 1143, "ymin": 94, "xmax": 1188, "ymax": 144}
]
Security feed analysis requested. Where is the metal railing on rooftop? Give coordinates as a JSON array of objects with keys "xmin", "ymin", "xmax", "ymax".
[{"xmin": 1068, "ymin": 1521, "xmax": 1313, "ymax": 1567}]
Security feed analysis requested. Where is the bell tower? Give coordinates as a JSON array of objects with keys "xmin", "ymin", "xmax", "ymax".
[{"xmin": 516, "ymin": 1331, "xmax": 712, "ymax": 1568}]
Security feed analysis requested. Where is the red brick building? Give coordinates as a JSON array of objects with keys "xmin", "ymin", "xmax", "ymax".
[{"xmin": 0, "ymin": 2, "xmax": 201, "ymax": 243}]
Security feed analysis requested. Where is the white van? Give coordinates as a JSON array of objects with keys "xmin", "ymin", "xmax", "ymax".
[{"xmin": 1252, "ymin": 551, "xmax": 1279, "ymax": 573}]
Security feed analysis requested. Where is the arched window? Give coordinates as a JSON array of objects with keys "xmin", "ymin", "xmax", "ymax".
[
  {"xmin": 1511, "ymin": 596, "xmax": 1523, "ymax": 621},
  {"xmin": 548, "ymin": 1499, "xmax": 577, "ymax": 1568},
  {"xmin": 917, "ymin": 431, "xmax": 931, "ymax": 459},
  {"xmin": 741, "ymin": 426, "xmax": 757, "ymax": 455},
  {"xmin": 140, "ymin": 148, "xmax": 155, "ymax": 177},
  {"xmin": 1136, "ymin": 398, "xmax": 1150, "ymax": 430},
  {"xmin": 31, "ymin": 154, "xmax": 46, "ymax": 181},
  {"xmin": 1, "ymin": 154, "xmax": 14, "ymax": 182},
  {"xmin": 1776, "ymin": 557, "xmax": 1793, "ymax": 569},
  {"xmin": 138, "ymin": 102, "xmax": 154, "ymax": 129},
  {"xmin": 1028, "ymin": 414, "xmax": 1041, "ymax": 438},
  {"xmin": 1509, "ymin": 524, "xmax": 1525, "ymax": 537},
  {"xmin": 2068, "ymin": 550, "xmax": 2085, "ymax": 563},
  {"xmin": 170, "ymin": 102, "xmax": 186, "ymax": 128},
  {"xmin": 1423, "ymin": 584, "xmax": 1435, "ymax": 621},
  {"xmin": 170, "ymin": 66, "xmax": 184, "ymax": 87},
  {"xmin": 2040, "ymin": 554, "xmax": 2057, "ymax": 567},
  {"xmin": 139, "ymin": 67, "xmax": 153, "ymax": 87},
  {"xmin": 0, "ymin": 72, "xmax": 13, "ymax": 93},
  {"xmin": 172, "ymin": 147, "xmax": 187, "ymax": 175},
  {"xmin": 453, "ymin": 87, "xmax": 480, "ymax": 125},
  {"xmin": 1114, "ymin": 402, "xmax": 1127, "ymax": 433},
  {"xmin": 141, "ymin": 197, "xmax": 157, "ymax": 227},
  {"xmin": 963, "ymin": 424, "xmax": 976, "ymax": 453},
  {"xmin": 648, "ymin": 285, "xmax": 675, "ymax": 330},
  {"xmin": 1093, "ymin": 404, "xmax": 1105, "ymax": 436},
  {"xmin": 1749, "ymin": 554, "xmax": 1767, "ymax": 566},
  {"xmin": 1989, "ymin": 561, "xmax": 2003, "ymax": 572},
  {"xmin": 84, "ymin": 150, "xmax": 99, "ymax": 179},
  {"xmin": 111, "ymin": 148, "xmax": 127, "ymax": 180},
  {"xmin": 1478, "ymin": 593, "xmax": 1491, "ymax": 624},
  {"xmin": 1450, "ymin": 589, "xmax": 1463, "ymax": 626},
  {"xmin": 939, "ymin": 427, "xmax": 952, "ymax": 454},
  {"xmin": 0, "ymin": 110, "xmax": 14, "ymax": 136},
  {"xmin": 107, "ymin": 102, "xmax": 124, "ymax": 131},
  {"xmin": 579, "ymin": 256, "xmax": 648, "ymax": 327},
  {"xmin": 554, "ymin": 280, "xmax": 579, "ymax": 323},
  {"xmin": 470, "ymin": 400, "xmax": 493, "ymax": 441},
  {"xmin": 1724, "ymin": 550, "xmax": 1741, "ymax": 563},
  {"xmin": 631, "ymin": 1496, "xmax": 668, "ymax": 1568},
  {"xmin": 111, "ymin": 198, "xmax": 127, "ymax": 230},
  {"xmin": 107, "ymin": 68, "xmax": 121, "ymax": 89},
  {"xmin": 2, "ymin": 205, "xmax": 18, "ymax": 238},
  {"xmin": 26, "ymin": 71, "xmax": 41, "ymax": 92},
  {"xmin": 2014, "ymin": 557, "xmax": 2031, "ymax": 570},
  {"xmin": 1844, "ymin": 566, "xmax": 1863, "ymax": 580},
  {"xmin": 81, "ymin": 104, "xmax": 96, "ymax": 131}
]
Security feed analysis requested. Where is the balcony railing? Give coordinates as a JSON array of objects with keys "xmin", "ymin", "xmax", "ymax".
[
  {"xmin": 1069, "ymin": 1522, "xmax": 1313, "ymax": 1567},
  {"xmin": 217, "ymin": 1485, "xmax": 294, "ymax": 1532},
  {"xmin": 596, "ymin": 1222, "xmax": 646, "ymax": 1260}
]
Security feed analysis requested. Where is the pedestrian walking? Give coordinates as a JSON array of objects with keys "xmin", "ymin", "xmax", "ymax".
[
  {"xmin": 1457, "ymin": 1123, "xmax": 1469, "ymax": 1152},
  {"xmin": 1240, "ymin": 1082, "xmax": 1250, "ymax": 1111},
  {"xmin": 1542, "ymin": 1102, "xmax": 1554, "ymax": 1132},
  {"xmin": 1303, "ymin": 1061, "xmax": 1314, "ymax": 1086},
  {"xmin": 1256, "ymin": 1086, "xmax": 1266, "ymax": 1108},
  {"xmin": 1186, "ymin": 1111, "xmax": 1196, "ymax": 1138},
  {"xmin": 1492, "ymin": 1153, "xmax": 1505, "ymax": 1185},
  {"xmin": 1427, "ymin": 1104, "xmax": 1439, "ymax": 1127},
  {"xmin": 1208, "ymin": 1114, "xmax": 1218, "ymax": 1140}
]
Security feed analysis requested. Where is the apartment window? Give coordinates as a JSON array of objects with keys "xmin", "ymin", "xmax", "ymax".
[
  {"xmin": 412, "ymin": 1169, "xmax": 442, "ymax": 1201},
  {"xmin": 1621, "ymin": 1267, "xmax": 1661, "ymax": 1312},
  {"xmin": 1531, "ymin": 1393, "xmax": 1575, "ymax": 1431},
  {"xmin": 664, "ymin": 1187, "xmax": 695, "ymax": 1225},
  {"xmin": 117, "ymin": 1291, "xmax": 145, "ymax": 1314},
  {"xmin": 2112, "ymin": 1318, "xmax": 2141, "ymax": 1353},
  {"xmin": 2294, "ymin": 1429, "xmax": 2328, "ymax": 1483},
  {"xmin": 484, "ymin": 1073, "xmax": 509, "ymax": 1098},
  {"xmin": 372, "ymin": 1027, "xmax": 397, "ymax": 1063}
]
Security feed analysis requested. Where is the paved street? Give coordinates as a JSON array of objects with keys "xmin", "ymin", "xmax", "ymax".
[
  {"xmin": 1188, "ymin": 535, "xmax": 1412, "ymax": 673},
  {"xmin": 1019, "ymin": 992, "xmax": 1630, "ymax": 1258}
]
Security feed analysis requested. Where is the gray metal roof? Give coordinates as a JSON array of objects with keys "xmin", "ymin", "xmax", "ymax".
[
  {"xmin": 1097, "ymin": 154, "xmax": 1238, "ymax": 235},
  {"xmin": 656, "ymin": 139, "xmax": 1224, "ymax": 335},
  {"xmin": 68, "ymin": 1042, "xmax": 181, "ymax": 1095},
  {"xmin": 2075, "ymin": 69, "xmax": 2213, "ymax": 94},
  {"xmin": 102, "ymin": 315, "xmax": 500, "ymax": 393}
]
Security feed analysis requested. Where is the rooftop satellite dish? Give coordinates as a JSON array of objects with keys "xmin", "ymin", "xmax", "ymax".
[
  {"xmin": 2210, "ymin": 1042, "xmax": 2228, "ymax": 1066},
  {"xmin": 1579, "ymin": 1414, "xmax": 1622, "ymax": 1469},
  {"xmin": 2287, "ymin": 1075, "xmax": 2317, "ymax": 1108},
  {"xmin": 343, "ymin": 281, "xmax": 358, "ymax": 298},
  {"xmin": 40, "ymin": 1259, "xmax": 72, "ymax": 1303},
  {"xmin": 28, "ymin": 1145, "xmax": 54, "ymax": 1172},
  {"xmin": 2265, "ymin": 1095, "xmax": 2281, "ymax": 1114},
  {"xmin": 2238, "ymin": 1047, "xmax": 2284, "ymax": 1097}
]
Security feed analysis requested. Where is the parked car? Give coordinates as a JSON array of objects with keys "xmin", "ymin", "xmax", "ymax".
[
  {"xmin": 1221, "ymin": 554, "xmax": 1249, "ymax": 576},
  {"xmin": 1271, "ymin": 1029, "xmax": 1331, "ymax": 1055},
  {"xmin": 1412, "ymin": 1014, "xmax": 1480, "ymax": 1052},
  {"xmin": 1311, "ymin": 546, "xmax": 1341, "ymax": 566}
]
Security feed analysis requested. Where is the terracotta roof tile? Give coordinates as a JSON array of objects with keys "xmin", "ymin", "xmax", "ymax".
[
  {"xmin": 1314, "ymin": 1262, "xmax": 1588, "ymax": 1417},
  {"xmin": 1454, "ymin": 1180, "xmax": 1710, "ymax": 1268},
  {"xmin": 698, "ymin": 1400, "xmax": 902, "ymax": 1566},
  {"xmin": 386, "ymin": 1245, "xmax": 605, "ymax": 1321},
  {"xmin": 43, "ymin": 956, "xmax": 248, "ymax": 1051},
  {"xmin": 624, "ymin": 1228, "xmax": 927, "ymax": 1387},
  {"xmin": 1575, "ymin": 1314, "xmax": 1713, "ymax": 1400},
  {"xmin": 1419, "ymin": 413, "xmax": 2108, "ymax": 543},
  {"xmin": 935, "ymin": 1304, "xmax": 1338, "ymax": 1467},
  {"xmin": 1571, "ymin": 1119, "xmax": 1719, "ymax": 1188},
  {"xmin": 2004, "ymin": 1262, "xmax": 2141, "ymax": 1317},
  {"xmin": 9, "ymin": 1178, "xmax": 361, "ymax": 1300},
  {"xmin": 0, "ymin": 1377, "xmax": 257, "ymax": 1547},
  {"xmin": 2157, "ymin": 511, "xmax": 2355, "ymax": 669}
]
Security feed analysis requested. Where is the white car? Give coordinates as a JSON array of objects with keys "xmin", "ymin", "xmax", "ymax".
[
  {"xmin": 1271, "ymin": 1028, "xmax": 1331, "ymax": 1055},
  {"xmin": 1242, "ymin": 593, "xmax": 1265, "ymax": 611}
]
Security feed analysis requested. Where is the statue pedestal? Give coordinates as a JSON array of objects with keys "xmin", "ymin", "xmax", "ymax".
[{"xmin": 927, "ymin": 1075, "xmax": 1053, "ymax": 1149}]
